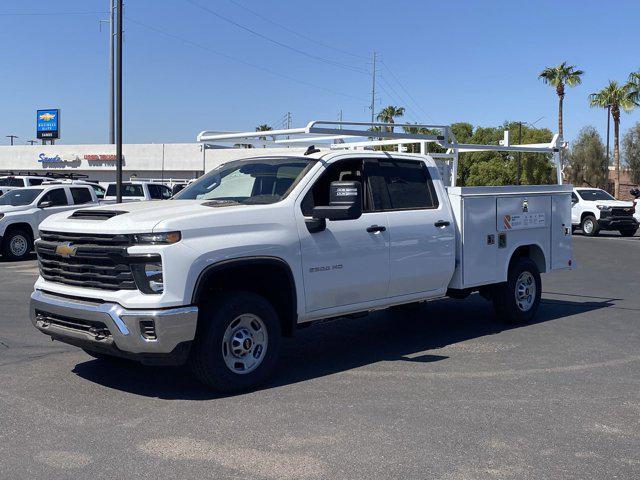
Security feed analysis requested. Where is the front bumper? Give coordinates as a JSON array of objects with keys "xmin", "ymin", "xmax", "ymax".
[
  {"xmin": 597, "ymin": 217, "xmax": 639, "ymax": 230},
  {"xmin": 30, "ymin": 289, "xmax": 198, "ymax": 365}
]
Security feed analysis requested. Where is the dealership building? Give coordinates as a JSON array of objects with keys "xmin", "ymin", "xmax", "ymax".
[{"xmin": 0, "ymin": 143, "xmax": 310, "ymax": 184}]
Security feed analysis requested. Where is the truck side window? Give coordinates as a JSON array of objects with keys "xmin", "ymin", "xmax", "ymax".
[
  {"xmin": 375, "ymin": 159, "xmax": 439, "ymax": 210},
  {"xmin": 40, "ymin": 188, "xmax": 68, "ymax": 206},
  {"xmin": 301, "ymin": 159, "xmax": 370, "ymax": 216},
  {"xmin": 70, "ymin": 187, "xmax": 93, "ymax": 205}
]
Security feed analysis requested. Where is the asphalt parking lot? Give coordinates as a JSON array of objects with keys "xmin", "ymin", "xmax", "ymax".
[{"xmin": 1, "ymin": 234, "xmax": 639, "ymax": 480}]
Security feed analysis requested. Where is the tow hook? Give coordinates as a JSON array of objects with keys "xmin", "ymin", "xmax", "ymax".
[{"xmin": 89, "ymin": 327, "xmax": 110, "ymax": 341}]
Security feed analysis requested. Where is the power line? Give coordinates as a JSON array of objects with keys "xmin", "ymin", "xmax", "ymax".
[
  {"xmin": 0, "ymin": 11, "xmax": 107, "ymax": 16},
  {"xmin": 184, "ymin": 0, "xmax": 368, "ymax": 75},
  {"xmin": 126, "ymin": 17, "xmax": 367, "ymax": 103},
  {"xmin": 381, "ymin": 61, "xmax": 433, "ymax": 121},
  {"xmin": 225, "ymin": 0, "xmax": 367, "ymax": 61}
]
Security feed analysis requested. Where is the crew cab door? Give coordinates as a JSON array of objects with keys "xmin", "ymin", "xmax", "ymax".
[
  {"xmin": 369, "ymin": 158, "xmax": 455, "ymax": 297},
  {"xmin": 36, "ymin": 187, "xmax": 74, "ymax": 224},
  {"xmin": 296, "ymin": 158, "xmax": 390, "ymax": 312}
]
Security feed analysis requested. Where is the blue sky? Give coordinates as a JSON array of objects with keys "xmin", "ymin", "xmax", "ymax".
[{"xmin": 1, "ymin": 0, "xmax": 639, "ymax": 146}]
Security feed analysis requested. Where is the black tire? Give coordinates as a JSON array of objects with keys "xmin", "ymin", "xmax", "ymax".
[
  {"xmin": 189, "ymin": 291, "xmax": 281, "ymax": 392},
  {"xmin": 619, "ymin": 228, "xmax": 637, "ymax": 237},
  {"xmin": 492, "ymin": 257, "xmax": 541, "ymax": 324},
  {"xmin": 581, "ymin": 215, "xmax": 599, "ymax": 236},
  {"xmin": 2, "ymin": 228, "xmax": 32, "ymax": 261}
]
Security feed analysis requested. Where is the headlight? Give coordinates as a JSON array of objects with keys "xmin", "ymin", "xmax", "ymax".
[
  {"xmin": 131, "ymin": 259, "xmax": 164, "ymax": 294},
  {"xmin": 596, "ymin": 205, "xmax": 612, "ymax": 211},
  {"xmin": 132, "ymin": 231, "xmax": 181, "ymax": 244}
]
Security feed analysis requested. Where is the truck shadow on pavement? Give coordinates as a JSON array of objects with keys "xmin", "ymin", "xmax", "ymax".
[{"xmin": 71, "ymin": 294, "xmax": 613, "ymax": 400}]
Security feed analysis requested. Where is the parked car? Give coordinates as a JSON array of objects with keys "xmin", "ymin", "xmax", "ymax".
[
  {"xmin": 103, "ymin": 181, "xmax": 173, "ymax": 202},
  {"xmin": 571, "ymin": 187, "xmax": 638, "ymax": 236},
  {"xmin": 0, "ymin": 184, "xmax": 99, "ymax": 260},
  {"xmin": 30, "ymin": 149, "xmax": 573, "ymax": 391},
  {"xmin": 0, "ymin": 174, "xmax": 49, "ymax": 197}
]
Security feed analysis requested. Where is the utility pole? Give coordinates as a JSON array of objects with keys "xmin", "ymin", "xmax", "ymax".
[
  {"xmin": 6, "ymin": 135, "xmax": 18, "ymax": 145},
  {"xmin": 27, "ymin": 140, "xmax": 37, "ymax": 145},
  {"xmin": 286, "ymin": 111, "xmax": 292, "ymax": 129},
  {"xmin": 109, "ymin": 0, "xmax": 115, "ymax": 144},
  {"xmin": 338, "ymin": 109, "xmax": 343, "ymax": 128},
  {"xmin": 370, "ymin": 51, "xmax": 377, "ymax": 124},
  {"xmin": 115, "ymin": 0, "xmax": 123, "ymax": 203}
]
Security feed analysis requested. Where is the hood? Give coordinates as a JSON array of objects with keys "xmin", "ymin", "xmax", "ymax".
[
  {"xmin": 38, "ymin": 199, "xmax": 250, "ymax": 234},
  {"xmin": 584, "ymin": 199, "xmax": 634, "ymax": 207},
  {"xmin": 0, "ymin": 204, "xmax": 30, "ymax": 214}
]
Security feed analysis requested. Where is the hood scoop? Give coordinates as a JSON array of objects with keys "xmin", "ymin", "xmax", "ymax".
[{"xmin": 69, "ymin": 209, "xmax": 127, "ymax": 220}]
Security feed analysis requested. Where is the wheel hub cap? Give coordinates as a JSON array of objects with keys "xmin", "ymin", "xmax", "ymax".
[
  {"xmin": 515, "ymin": 272, "xmax": 536, "ymax": 312},
  {"xmin": 222, "ymin": 314, "xmax": 268, "ymax": 374},
  {"xmin": 10, "ymin": 235, "xmax": 28, "ymax": 256}
]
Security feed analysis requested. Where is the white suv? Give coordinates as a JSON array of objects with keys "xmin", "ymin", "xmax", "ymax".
[
  {"xmin": 104, "ymin": 181, "xmax": 173, "ymax": 202},
  {"xmin": 0, "ymin": 175, "xmax": 49, "ymax": 197},
  {"xmin": 571, "ymin": 187, "xmax": 637, "ymax": 236},
  {"xmin": 0, "ymin": 184, "xmax": 99, "ymax": 260}
]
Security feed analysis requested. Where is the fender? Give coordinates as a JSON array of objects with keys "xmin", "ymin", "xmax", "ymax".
[
  {"xmin": 190, "ymin": 256, "xmax": 298, "ymax": 336},
  {"xmin": 502, "ymin": 242, "xmax": 547, "ymax": 280}
]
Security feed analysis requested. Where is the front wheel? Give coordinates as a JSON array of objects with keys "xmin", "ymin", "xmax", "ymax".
[
  {"xmin": 189, "ymin": 291, "xmax": 281, "ymax": 392},
  {"xmin": 492, "ymin": 257, "xmax": 542, "ymax": 324},
  {"xmin": 581, "ymin": 215, "xmax": 599, "ymax": 236},
  {"xmin": 2, "ymin": 228, "xmax": 32, "ymax": 261}
]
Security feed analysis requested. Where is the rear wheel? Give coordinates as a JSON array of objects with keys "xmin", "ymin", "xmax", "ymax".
[
  {"xmin": 189, "ymin": 291, "xmax": 281, "ymax": 392},
  {"xmin": 581, "ymin": 215, "xmax": 599, "ymax": 236},
  {"xmin": 619, "ymin": 228, "xmax": 637, "ymax": 237},
  {"xmin": 2, "ymin": 228, "xmax": 32, "ymax": 261},
  {"xmin": 492, "ymin": 257, "xmax": 541, "ymax": 324}
]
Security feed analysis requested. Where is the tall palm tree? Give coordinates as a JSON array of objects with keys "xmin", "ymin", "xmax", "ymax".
[
  {"xmin": 589, "ymin": 81, "xmax": 637, "ymax": 198},
  {"xmin": 538, "ymin": 62, "xmax": 584, "ymax": 138},
  {"xmin": 376, "ymin": 106, "xmax": 405, "ymax": 132}
]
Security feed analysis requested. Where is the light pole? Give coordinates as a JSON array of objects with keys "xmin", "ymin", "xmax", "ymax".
[
  {"xmin": 6, "ymin": 135, "xmax": 18, "ymax": 145},
  {"xmin": 27, "ymin": 140, "xmax": 37, "ymax": 145},
  {"xmin": 115, "ymin": 0, "xmax": 123, "ymax": 203}
]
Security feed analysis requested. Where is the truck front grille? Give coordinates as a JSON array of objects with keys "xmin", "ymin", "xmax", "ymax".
[
  {"xmin": 36, "ymin": 231, "xmax": 137, "ymax": 290},
  {"xmin": 600, "ymin": 207, "xmax": 635, "ymax": 219}
]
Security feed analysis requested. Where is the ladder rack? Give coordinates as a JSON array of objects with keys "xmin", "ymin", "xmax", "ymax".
[{"xmin": 197, "ymin": 120, "xmax": 566, "ymax": 186}]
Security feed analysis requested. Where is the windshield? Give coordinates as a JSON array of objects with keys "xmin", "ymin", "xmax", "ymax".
[
  {"xmin": 174, "ymin": 157, "xmax": 315, "ymax": 205},
  {"xmin": 0, "ymin": 188, "xmax": 43, "ymax": 206},
  {"xmin": 577, "ymin": 189, "xmax": 615, "ymax": 201},
  {"xmin": 0, "ymin": 177, "xmax": 25, "ymax": 187},
  {"xmin": 106, "ymin": 183, "xmax": 144, "ymax": 197}
]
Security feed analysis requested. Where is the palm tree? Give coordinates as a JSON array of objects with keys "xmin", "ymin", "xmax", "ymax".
[
  {"xmin": 376, "ymin": 106, "xmax": 405, "ymax": 132},
  {"xmin": 589, "ymin": 81, "xmax": 637, "ymax": 198},
  {"xmin": 628, "ymin": 70, "xmax": 640, "ymax": 105},
  {"xmin": 255, "ymin": 124, "xmax": 272, "ymax": 141},
  {"xmin": 538, "ymin": 62, "xmax": 584, "ymax": 138}
]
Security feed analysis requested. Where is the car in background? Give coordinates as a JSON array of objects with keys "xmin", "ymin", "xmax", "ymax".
[
  {"xmin": 571, "ymin": 187, "xmax": 638, "ymax": 237},
  {"xmin": 0, "ymin": 184, "xmax": 99, "ymax": 260},
  {"xmin": 0, "ymin": 174, "xmax": 49, "ymax": 197},
  {"xmin": 103, "ymin": 181, "xmax": 173, "ymax": 202},
  {"xmin": 43, "ymin": 179, "xmax": 106, "ymax": 200}
]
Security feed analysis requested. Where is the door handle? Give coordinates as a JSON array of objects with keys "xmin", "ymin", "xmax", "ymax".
[
  {"xmin": 434, "ymin": 220, "xmax": 450, "ymax": 228},
  {"xmin": 366, "ymin": 225, "xmax": 386, "ymax": 233}
]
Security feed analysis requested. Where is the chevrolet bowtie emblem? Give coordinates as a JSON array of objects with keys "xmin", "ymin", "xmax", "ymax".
[{"xmin": 55, "ymin": 242, "xmax": 77, "ymax": 258}]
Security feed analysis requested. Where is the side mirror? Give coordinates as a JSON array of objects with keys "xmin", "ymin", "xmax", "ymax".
[
  {"xmin": 38, "ymin": 200, "xmax": 53, "ymax": 208},
  {"xmin": 312, "ymin": 180, "xmax": 363, "ymax": 221}
]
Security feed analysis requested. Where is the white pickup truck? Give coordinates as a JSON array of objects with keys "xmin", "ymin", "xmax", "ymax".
[
  {"xmin": 29, "ymin": 121, "xmax": 573, "ymax": 392},
  {"xmin": 0, "ymin": 184, "xmax": 99, "ymax": 260},
  {"xmin": 571, "ymin": 187, "xmax": 637, "ymax": 236}
]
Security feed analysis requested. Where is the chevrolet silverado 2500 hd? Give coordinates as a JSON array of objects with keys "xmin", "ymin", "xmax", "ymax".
[{"xmin": 29, "ymin": 121, "xmax": 573, "ymax": 392}]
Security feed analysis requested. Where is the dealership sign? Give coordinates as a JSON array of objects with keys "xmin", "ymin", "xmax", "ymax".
[
  {"xmin": 36, "ymin": 109, "xmax": 60, "ymax": 139},
  {"xmin": 38, "ymin": 153, "xmax": 79, "ymax": 165}
]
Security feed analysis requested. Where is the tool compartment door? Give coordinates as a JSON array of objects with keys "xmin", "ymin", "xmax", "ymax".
[
  {"xmin": 551, "ymin": 194, "xmax": 573, "ymax": 270},
  {"xmin": 462, "ymin": 196, "xmax": 498, "ymax": 286},
  {"xmin": 496, "ymin": 195, "xmax": 551, "ymax": 272}
]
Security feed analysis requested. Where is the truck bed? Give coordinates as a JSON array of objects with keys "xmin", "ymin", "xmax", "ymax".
[{"xmin": 447, "ymin": 184, "xmax": 573, "ymax": 290}]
